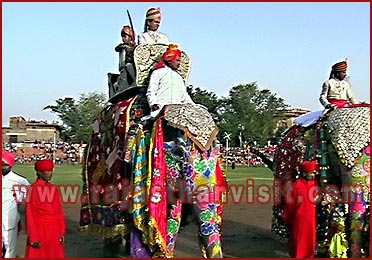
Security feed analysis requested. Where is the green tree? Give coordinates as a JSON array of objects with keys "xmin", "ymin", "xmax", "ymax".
[
  {"xmin": 186, "ymin": 85, "xmax": 224, "ymax": 122},
  {"xmin": 218, "ymin": 82, "xmax": 289, "ymax": 146},
  {"xmin": 44, "ymin": 91, "xmax": 107, "ymax": 143}
]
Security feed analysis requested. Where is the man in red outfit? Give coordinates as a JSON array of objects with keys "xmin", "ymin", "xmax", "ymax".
[
  {"xmin": 282, "ymin": 160, "xmax": 319, "ymax": 258},
  {"xmin": 25, "ymin": 159, "xmax": 65, "ymax": 258}
]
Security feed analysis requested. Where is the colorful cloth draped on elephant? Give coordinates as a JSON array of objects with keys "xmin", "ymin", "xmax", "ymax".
[
  {"xmin": 272, "ymin": 105, "xmax": 370, "ymax": 258},
  {"xmin": 79, "ymin": 93, "xmax": 228, "ymax": 258}
]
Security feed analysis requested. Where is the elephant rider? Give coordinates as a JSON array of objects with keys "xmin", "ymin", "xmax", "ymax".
[
  {"xmin": 295, "ymin": 60, "xmax": 367, "ymax": 127},
  {"xmin": 319, "ymin": 60, "xmax": 358, "ymax": 109},
  {"xmin": 138, "ymin": 7, "xmax": 170, "ymax": 45},
  {"xmin": 146, "ymin": 43, "xmax": 195, "ymax": 119},
  {"xmin": 114, "ymin": 25, "xmax": 136, "ymax": 85}
]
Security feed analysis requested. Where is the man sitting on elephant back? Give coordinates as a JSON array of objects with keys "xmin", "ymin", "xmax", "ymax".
[
  {"xmin": 146, "ymin": 43, "xmax": 194, "ymax": 118},
  {"xmin": 146, "ymin": 43, "xmax": 217, "ymax": 146},
  {"xmin": 319, "ymin": 60, "xmax": 358, "ymax": 109},
  {"xmin": 144, "ymin": 43, "xmax": 223, "ymax": 258},
  {"xmin": 115, "ymin": 25, "xmax": 136, "ymax": 85}
]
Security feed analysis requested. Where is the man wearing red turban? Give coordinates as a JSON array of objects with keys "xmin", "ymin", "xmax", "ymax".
[
  {"xmin": 146, "ymin": 43, "xmax": 195, "ymax": 118},
  {"xmin": 2, "ymin": 151, "xmax": 30, "ymax": 258},
  {"xmin": 319, "ymin": 59, "xmax": 358, "ymax": 108},
  {"xmin": 282, "ymin": 160, "xmax": 319, "ymax": 258},
  {"xmin": 25, "ymin": 159, "xmax": 66, "ymax": 258},
  {"xmin": 154, "ymin": 43, "xmax": 182, "ymax": 70}
]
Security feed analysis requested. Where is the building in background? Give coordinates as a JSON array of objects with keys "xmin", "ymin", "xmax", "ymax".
[
  {"xmin": 274, "ymin": 107, "xmax": 311, "ymax": 130},
  {"xmin": 2, "ymin": 116, "xmax": 62, "ymax": 144}
]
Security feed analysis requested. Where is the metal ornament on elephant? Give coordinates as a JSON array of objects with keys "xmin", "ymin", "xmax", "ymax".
[
  {"xmin": 323, "ymin": 106, "xmax": 370, "ymax": 168},
  {"xmin": 134, "ymin": 43, "xmax": 191, "ymax": 87}
]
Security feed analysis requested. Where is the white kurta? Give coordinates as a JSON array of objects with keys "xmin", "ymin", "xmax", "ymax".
[
  {"xmin": 319, "ymin": 78, "xmax": 357, "ymax": 107},
  {"xmin": 147, "ymin": 66, "xmax": 194, "ymax": 117},
  {"xmin": 138, "ymin": 31, "xmax": 169, "ymax": 45},
  {"xmin": 2, "ymin": 170, "xmax": 30, "ymax": 258}
]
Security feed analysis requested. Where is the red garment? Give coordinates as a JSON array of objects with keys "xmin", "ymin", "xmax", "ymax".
[
  {"xmin": 215, "ymin": 160, "xmax": 228, "ymax": 217},
  {"xmin": 328, "ymin": 99, "xmax": 369, "ymax": 108},
  {"xmin": 25, "ymin": 179, "xmax": 65, "ymax": 258},
  {"xmin": 282, "ymin": 178, "xmax": 317, "ymax": 258},
  {"xmin": 329, "ymin": 99, "xmax": 349, "ymax": 108}
]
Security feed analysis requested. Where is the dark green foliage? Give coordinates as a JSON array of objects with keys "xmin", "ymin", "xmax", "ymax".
[
  {"xmin": 46, "ymin": 83, "xmax": 290, "ymax": 146},
  {"xmin": 44, "ymin": 91, "xmax": 107, "ymax": 143}
]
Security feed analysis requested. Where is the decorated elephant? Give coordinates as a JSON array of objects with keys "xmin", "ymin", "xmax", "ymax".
[
  {"xmin": 79, "ymin": 43, "xmax": 227, "ymax": 258},
  {"xmin": 271, "ymin": 105, "xmax": 370, "ymax": 258}
]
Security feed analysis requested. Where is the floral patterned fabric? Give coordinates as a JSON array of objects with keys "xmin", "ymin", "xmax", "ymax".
[{"xmin": 147, "ymin": 117, "xmax": 226, "ymax": 257}]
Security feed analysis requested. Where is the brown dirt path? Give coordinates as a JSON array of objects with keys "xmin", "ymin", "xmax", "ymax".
[{"xmin": 17, "ymin": 202, "xmax": 289, "ymax": 258}]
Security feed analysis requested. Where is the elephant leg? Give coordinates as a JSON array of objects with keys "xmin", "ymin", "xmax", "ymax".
[
  {"xmin": 165, "ymin": 200, "xmax": 183, "ymax": 256},
  {"xmin": 164, "ymin": 164, "xmax": 184, "ymax": 257},
  {"xmin": 180, "ymin": 203, "xmax": 193, "ymax": 227},
  {"xmin": 193, "ymin": 187, "xmax": 223, "ymax": 258},
  {"xmin": 327, "ymin": 162, "xmax": 368, "ymax": 258}
]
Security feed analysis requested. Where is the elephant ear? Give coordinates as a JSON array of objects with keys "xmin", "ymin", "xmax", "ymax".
[
  {"xmin": 272, "ymin": 125, "xmax": 304, "ymax": 180},
  {"xmin": 323, "ymin": 106, "xmax": 370, "ymax": 168}
]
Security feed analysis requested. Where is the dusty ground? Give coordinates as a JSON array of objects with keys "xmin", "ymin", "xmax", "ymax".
[{"xmin": 17, "ymin": 202, "xmax": 289, "ymax": 258}]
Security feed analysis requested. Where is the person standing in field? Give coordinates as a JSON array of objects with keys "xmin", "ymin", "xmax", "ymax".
[
  {"xmin": 282, "ymin": 160, "xmax": 319, "ymax": 258},
  {"xmin": 25, "ymin": 159, "xmax": 66, "ymax": 258}
]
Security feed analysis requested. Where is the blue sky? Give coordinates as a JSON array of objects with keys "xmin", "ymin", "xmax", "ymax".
[{"xmin": 2, "ymin": 2, "xmax": 370, "ymax": 126}]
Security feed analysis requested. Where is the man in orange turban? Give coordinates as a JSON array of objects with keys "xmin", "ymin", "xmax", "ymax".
[
  {"xmin": 138, "ymin": 7, "xmax": 169, "ymax": 45},
  {"xmin": 2, "ymin": 151, "xmax": 30, "ymax": 258},
  {"xmin": 25, "ymin": 159, "xmax": 66, "ymax": 258},
  {"xmin": 154, "ymin": 43, "xmax": 182, "ymax": 70},
  {"xmin": 319, "ymin": 59, "xmax": 357, "ymax": 108},
  {"xmin": 282, "ymin": 160, "xmax": 319, "ymax": 258},
  {"xmin": 146, "ymin": 43, "xmax": 194, "ymax": 118}
]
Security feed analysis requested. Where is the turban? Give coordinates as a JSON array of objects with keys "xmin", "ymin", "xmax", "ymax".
[
  {"xmin": 121, "ymin": 25, "xmax": 135, "ymax": 41},
  {"xmin": 35, "ymin": 159, "xmax": 55, "ymax": 172},
  {"xmin": 155, "ymin": 43, "xmax": 182, "ymax": 70},
  {"xmin": 2, "ymin": 150, "xmax": 15, "ymax": 167},
  {"xmin": 331, "ymin": 60, "xmax": 348, "ymax": 72},
  {"xmin": 299, "ymin": 160, "xmax": 318, "ymax": 173},
  {"xmin": 146, "ymin": 7, "xmax": 161, "ymax": 20}
]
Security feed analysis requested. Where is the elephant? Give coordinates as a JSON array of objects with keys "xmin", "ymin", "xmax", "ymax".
[
  {"xmin": 270, "ymin": 105, "xmax": 370, "ymax": 258},
  {"xmin": 78, "ymin": 43, "xmax": 227, "ymax": 258}
]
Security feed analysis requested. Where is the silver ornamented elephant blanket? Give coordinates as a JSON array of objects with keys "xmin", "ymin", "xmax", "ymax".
[{"xmin": 324, "ymin": 106, "xmax": 370, "ymax": 168}]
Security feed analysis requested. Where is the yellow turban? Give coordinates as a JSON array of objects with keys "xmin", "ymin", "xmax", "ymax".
[{"xmin": 146, "ymin": 7, "xmax": 161, "ymax": 20}]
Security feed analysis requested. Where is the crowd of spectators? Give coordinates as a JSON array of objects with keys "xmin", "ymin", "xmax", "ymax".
[
  {"xmin": 2, "ymin": 140, "xmax": 86, "ymax": 165},
  {"xmin": 3, "ymin": 140, "xmax": 276, "ymax": 168},
  {"xmin": 220, "ymin": 145, "xmax": 276, "ymax": 167}
]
